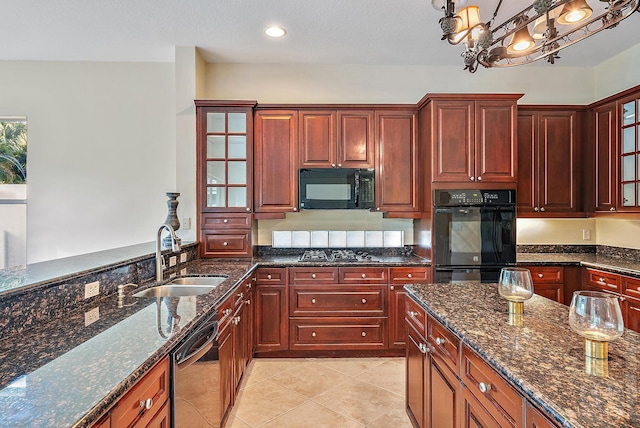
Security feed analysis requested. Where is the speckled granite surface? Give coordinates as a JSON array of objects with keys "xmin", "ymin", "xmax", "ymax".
[
  {"xmin": 405, "ymin": 282, "xmax": 640, "ymax": 428},
  {"xmin": 517, "ymin": 252, "xmax": 640, "ymax": 277}
]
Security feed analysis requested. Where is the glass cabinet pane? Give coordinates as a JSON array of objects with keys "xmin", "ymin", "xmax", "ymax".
[
  {"xmin": 622, "ymin": 127, "xmax": 636, "ymax": 154},
  {"xmin": 228, "ymin": 113, "xmax": 246, "ymax": 133},
  {"xmin": 207, "ymin": 136, "xmax": 226, "ymax": 158},
  {"xmin": 207, "ymin": 161, "xmax": 226, "ymax": 184},
  {"xmin": 228, "ymin": 187, "xmax": 247, "ymax": 207},
  {"xmin": 623, "ymin": 101, "xmax": 636, "ymax": 126},
  {"xmin": 228, "ymin": 136, "xmax": 246, "ymax": 158},
  {"xmin": 623, "ymin": 183, "xmax": 636, "ymax": 206},
  {"xmin": 622, "ymin": 155, "xmax": 636, "ymax": 181},
  {"xmin": 228, "ymin": 161, "xmax": 246, "ymax": 184},
  {"xmin": 207, "ymin": 187, "xmax": 226, "ymax": 207},
  {"xmin": 207, "ymin": 112, "xmax": 226, "ymax": 133}
]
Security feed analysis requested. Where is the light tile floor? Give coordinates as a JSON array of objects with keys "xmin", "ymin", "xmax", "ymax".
[{"xmin": 226, "ymin": 357, "xmax": 414, "ymax": 428}]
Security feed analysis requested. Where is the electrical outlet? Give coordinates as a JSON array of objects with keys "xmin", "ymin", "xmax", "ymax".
[
  {"xmin": 182, "ymin": 217, "xmax": 191, "ymax": 230},
  {"xmin": 582, "ymin": 229, "xmax": 592, "ymax": 240},
  {"xmin": 180, "ymin": 268, "xmax": 187, "ymax": 276},
  {"xmin": 84, "ymin": 307, "xmax": 100, "ymax": 326},
  {"xmin": 180, "ymin": 253, "xmax": 187, "ymax": 263},
  {"xmin": 169, "ymin": 256, "xmax": 177, "ymax": 267},
  {"xmin": 84, "ymin": 281, "xmax": 100, "ymax": 299},
  {"xmin": 169, "ymin": 272, "xmax": 177, "ymax": 279}
]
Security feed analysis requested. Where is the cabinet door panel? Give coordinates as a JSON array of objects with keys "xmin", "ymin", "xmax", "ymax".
[
  {"xmin": 430, "ymin": 353, "xmax": 459, "ymax": 428},
  {"xmin": 517, "ymin": 111, "xmax": 538, "ymax": 213},
  {"xmin": 254, "ymin": 286, "xmax": 288, "ymax": 352},
  {"xmin": 299, "ymin": 111, "xmax": 336, "ymax": 167},
  {"xmin": 475, "ymin": 100, "xmax": 517, "ymax": 182},
  {"xmin": 406, "ymin": 324, "xmax": 426, "ymax": 428},
  {"xmin": 623, "ymin": 296, "xmax": 640, "ymax": 333},
  {"xmin": 594, "ymin": 102, "xmax": 618, "ymax": 211},
  {"xmin": 338, "ymin": 110, "xmax": 375, "ymax": 168},
  {"xmin": 432, "ymin": 101, "xmax": 474, "ymax": 182},
  {"xmin": 461, "ymin": 386, "xmax": 502, "ymax": 428},
  {"xmin": 390, "ymin": 288, "xmax": 407, "ymax": 349},
  {"xmin": 254, "ymin": 111, "xmax": 299, "ymax": 212},
  {"xmin": 539, "ymin": 111, "xmax": 578, "ymax": 212},
  {"xmin": 376, "ymin": 110, "xmax": 418, "ymax": 212}
]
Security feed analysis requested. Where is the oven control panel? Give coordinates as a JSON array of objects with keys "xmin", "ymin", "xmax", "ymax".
[{"xmin": 434, "ymin": 189, "xmax": 515, "ymax": 206}]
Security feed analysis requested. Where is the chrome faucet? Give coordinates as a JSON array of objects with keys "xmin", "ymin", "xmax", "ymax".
[{"xmin": 156, "ymin": 223, "xmax": 181, "ymax": 282}]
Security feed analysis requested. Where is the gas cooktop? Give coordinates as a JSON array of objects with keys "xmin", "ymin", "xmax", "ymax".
[{"xmin": 298, "ymin": 249, "xmax": 380, "ymax": 263}]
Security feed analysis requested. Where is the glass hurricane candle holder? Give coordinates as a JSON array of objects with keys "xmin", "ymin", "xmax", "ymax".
[
  {"xmin": 498, "ymin": 268, "xmax": 534, "ymax": 314},
  {"xmin": 569, "ymin": 290, "xmax": 624, "ymax": 359}
]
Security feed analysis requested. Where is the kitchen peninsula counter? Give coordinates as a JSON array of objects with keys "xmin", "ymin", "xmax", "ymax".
[{"xmin": 405, "ymin": 282, "xmax": 640, "ymax": 428}]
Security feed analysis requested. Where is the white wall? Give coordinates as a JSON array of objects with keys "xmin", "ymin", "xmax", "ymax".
[
  {"xmin": 0, "ymin": 61, "xmax": 176, "ymax": 263},
  {"xmin": 594, "ymin": 43, "xmax": 640, "ymax": 101}
]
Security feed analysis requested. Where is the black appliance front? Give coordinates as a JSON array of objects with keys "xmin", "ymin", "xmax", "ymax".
[
  {"xmin": 433, "ymin": 267, "xmax": 503, "ymax": 283},
  {"xmin": 433, "ymin": 189, "xmax": 516, "ymax": 282},
  {"xmin": 299, "ymin": 168, "xmax": 375, "ymax": 209}
]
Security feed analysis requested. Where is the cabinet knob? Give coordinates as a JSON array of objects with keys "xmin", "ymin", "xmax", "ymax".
[
  {"xmin": 223, "ymin": 242, "xmax": 228, "ymax": 246},
  {"xmin": 619, "ymin": 296, "xmax": 626, "ymax": 302},
  {"xmin": 419, "ymin": 343, "xmax": 430, "ymax": 354},
  {"xmin": 610, "ymin": 207, "xmax": 616, "ymax": 211},
  {"xmin": 245, "ymin": 299, "xmax": 251, "ymax": 305},
  {"xmin": 311, "ymin": 273, "xmax": 317, "ymax": 279},
  {"xmin": 361, "ymin": 331, "xmax": 367, "ymax": 337},
  {"xmin": 312, "ymin": 331, "xmax": 317, "ymax": 337},
  {"xmin": 223, "ymin": 218, "xmax": 229, "ymax": 223},
  {"xmin": 540, "ymin": 207, "xmax": 545, "ymax": 212},
  {"xmin": 361, "ymin": 298, "xmax": 367, "ymax": 304},
  {"xmin": 140, "ymin": 398, "xmax": 153, "ymax": 410},
  {"xmin": 331, "ymin": 163, "xmax": 336, "ymax": 167},
  {"xmin": 237, "ymin": 292, "xmax": 244, "ymax": 298},
  {"xmin": 477, "ymin": 176, "xmax": 482, "ymax": 181},
  {"xmin": 376, "ymin": 207, "xmax": 380, "ymax": 211},
  {"xmin": 390, "ymin": 285, "xmax": 395, "ymax": 291},
  {"xmin": 470, "ymin": 176, "xmax": 475, "ymax": 181},
  {"xmin": 408, "ymin": 311, "xmax": 418, "ymax": 318},
  {"xmin": 435, "ymin": 337, "xmax": 445, "ymax": 345},
  {"xmin": 407, "ymin": 273, "xmax": 413, "ymax": 279},
  {"xmin": 224, "ymin": 308, "xmax": 232, "ymax": 316},
  {"xmin": 538, "ymin": 273, "xmax": 543, "ymax": 278},
  {"xmin": 478, "ymin": 382, "xmax": 492, "ymax": 393},
  {"xmin": 267, "ymin": 274, "xmax": 272, "ymax": 280},
  {"xmin": 293, "ymin": 207, "xmax": 298, "ymax": 211},
  {"xmin": 246, "ymin": 207, "xmax": 251, "ymax": 212},
  {"xmin": 338, "ymin": 164, "xmax": 342, "ymax": 168},
  {"xmin": 311, "ymin": 298, "xmax": 316, "ymax": 304},
  {"xmin": 534, "ymin": 207, "xmax": 539, "ymax": 212},
  {"xmin": 599, "ymin": 278, "xmax": 606, "ymax": 283},
  {"xmin": 361, "ymin": 273, "xmax": 367, "ymax": 279}
]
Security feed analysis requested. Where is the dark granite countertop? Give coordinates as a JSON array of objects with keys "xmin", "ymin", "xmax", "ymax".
[
  {"xmin": 405, "ymin": 282, "xmax": 640, "ymax": 428},
  {"xmin": 517, "ymin": 252, "xmax": 640, "ymax": 277}
]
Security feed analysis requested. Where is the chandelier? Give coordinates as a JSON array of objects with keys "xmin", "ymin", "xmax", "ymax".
[{"xmin": 434, "ymin": 0, "xmax": 640, "ymax": 72}]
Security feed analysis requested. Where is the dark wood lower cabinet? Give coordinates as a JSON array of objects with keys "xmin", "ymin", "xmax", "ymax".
[
  {"xmin": 254, "ymin": 268, "xmax": 289, "ymax": 353},
  {"xmin": 461, "ymin": 386, "xmax": 502, "ymax": 428},
  {"xmin": 406, "ymin": 324, "xmax": 426, "ymax": 428},
  {"xmin": 429, "ymin": 353, "xmax": 459, "ymax": 428},
  {"xmin": 526, "ymin": 402, "xmax": 558, "ymax": 428}
]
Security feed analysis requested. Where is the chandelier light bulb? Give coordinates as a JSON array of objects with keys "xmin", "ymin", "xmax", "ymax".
[{"xmin": 557, "ymin": 0, "xmax": 593, "ymax": 24}]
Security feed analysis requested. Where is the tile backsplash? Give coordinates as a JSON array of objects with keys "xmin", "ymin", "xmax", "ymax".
[{"xmin": 272, "ymin": 230, "xmax": 404, "ymax": 248}]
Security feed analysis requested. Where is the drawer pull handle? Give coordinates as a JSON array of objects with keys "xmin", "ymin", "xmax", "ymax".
[
  {"xmin": 312, "ymin": 331, "xmax": 317, "ymax": 337},
  {"xmin": 312, "ymin": 274, "xmax": 317, "ymax": 279},
  {"xmin": 140, "ymin": 398, "xmax": 153, "ymax": 410},
  {"xmin": 479, "ymin": 382, "xmax": 492, "ymax": 393},
  {"xmin": 362, "ymin": 298, "xmax": 367, "ymax": 304},
  {"xmin": 599, "ymin": 278, "xmax": 605, "ymax": 283},
  {"xmin": 223, "ymin": 242, "xmax": 228, "ymax": 246},
  {"xmin": 246, "ymin": 283, "xmax": 252, "ymax": 290},
  {"xmin": 419, "ymin": 343, "xmax": 430, "ymax": 354},
  {"xmin": 223, "ymin": 219, "xmax": 229, "ymax": 223},
  {"xmin": 408, "ymin": 311, "xmax": 418, "ymax": 318},
  {"xmin": 435, "ymin": 337, "xmax": 445, "ymax": 345},
  {"xmin": 245, "ymin": 299, "xmax": 251, "ymax": 305},
  {"xmin": 224, "ymin": 309, "xmax": 232, "ymax": 316},
  {"xmin": 267, "ymin": 274, "xmax": 272, "ymax": 280},
  {"xmin": 407, "ymin": 273, "xmax": 413, "ymax": 279},
  {"xmin": 538, "ymin": 273, "xmax": 543, "ymax": 278},
  {"xmin": 619, "ymin": 296, "xmax": 626, "ymax": 302},
  {"xmin": 237, "ymin": 292, "xmax": 244, "ymax": 298},
  {"xmin": 390, "ymin": 285, "xmax": 395, "ymax": 291},
  {"xmin": 361, "ymin": 331, "xmax": 367, "ymax": 337},
  {"xmin": 361, "ymin": 273, "xmax": 367, "ymax": 279},
  {"xmin": 311, "ymin": 298, "xmax": 316, "ymax": 304}
]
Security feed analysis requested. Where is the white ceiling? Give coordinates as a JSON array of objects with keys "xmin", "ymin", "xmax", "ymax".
[{"xmin": 1, "ymin": 0, "xmax": 638, "ymax": 67}]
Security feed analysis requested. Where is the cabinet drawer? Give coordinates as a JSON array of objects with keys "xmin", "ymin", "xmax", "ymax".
[
  {"xmin": 526, "ymin": 266, "xmax": 563, "ymax": 284},
  {"xmin": 390, "ymin": 267, "xmax": 431, "ymax": 284},
  {"xmin": 622, "ymin": 275, "xmax": 640, "ymax": 300},
  {"xmin": 290, "ymin": 285, "xmax": 386, "ymax": 317},
  {"xmin": 461, "ymin": 345, "xmax": 523, "ymax": 428},
  {"xmin": 586, "ymin": 268, "xmax": 621, "ymax": 293},
  {"xmin": 255, "ymin": 268, "xmax": 286, "ymax": 285},
  {"xmin": 201, "ymin": 231, "xmax": 251, "ymax": 257},
  {"xmin": 339, "ymin": 267, "xmax": 388, "ymax": 284},
  {"xmin": 427, "ymin": 315, "xmax": 460, "ymax": 374},
  {"xmin": 218, "ymin": 294, "xmax": 235, "ymax": 332},
  {"xmin": 111, "ymin": 357, "xmax": 170, "ymax": 428},
  {"xmin": 201, "ymin": 213, "xmax": 252, "ymax": 229},
  {"xmin": 289, "ymin": 267, "xmax": 339, "ymax": 284},
  {"xmin": 290, "ymin": 317, "xmax": 387, "ymax": 350},
  {"xmin": 405, "ymin": 295, "xmax": 426, "ymax": 335}
]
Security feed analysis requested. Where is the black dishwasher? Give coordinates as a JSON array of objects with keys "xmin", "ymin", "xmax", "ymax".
[{"xmin": 171, "ymin": 311, "xmax": 220, "ymax": 427}]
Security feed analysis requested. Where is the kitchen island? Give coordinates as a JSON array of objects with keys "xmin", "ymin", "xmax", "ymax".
[{"xmin": 405, "ymin": 282, "xmax": 640, "ymax": 428}]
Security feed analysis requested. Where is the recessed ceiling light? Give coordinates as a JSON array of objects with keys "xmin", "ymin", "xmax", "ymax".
[{"xmin": 265, "ymin": 26, "xmax": 286, "ymax": 38}]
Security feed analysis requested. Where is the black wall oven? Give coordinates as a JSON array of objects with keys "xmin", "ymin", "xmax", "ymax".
[{"xmin": 433, "ymin": 189, "xmax": 516, "ymax": 283}]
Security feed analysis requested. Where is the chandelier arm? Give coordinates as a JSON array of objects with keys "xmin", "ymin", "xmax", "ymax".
[
  {"xmin": 488, "ymin": 0, "xmax": 506, "ymax": 27},
  {"xmin": 444, "ymin": 23, "xmax": 487, "ymax": 45}
]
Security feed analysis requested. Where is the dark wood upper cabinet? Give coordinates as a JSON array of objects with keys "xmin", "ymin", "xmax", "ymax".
[
  {"xmin": 517, "ymin": 107, "xmax": 584, "ymax": 217},
  {"xmin": 254, "ymin": 110, "xmax": 299, "ymax": 214},
  {"xmin": 375, "ymin": 110, "xmax": 419, "ymax": 215},
  {"xmin": 423, "ymin": 94, "xmax": 520, "ymax": 185},
  {"xmin": 593, "ymin": 101, "xmax": 618, "ymax": 212},
  {"xmin": 299, "ymin": 109, "xmax": 374, "ymax": 169}
]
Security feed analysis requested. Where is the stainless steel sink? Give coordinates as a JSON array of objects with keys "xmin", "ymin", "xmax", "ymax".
[
  {"xmin": 169, "ymin": 276, "xmax": 227, "ymax": 286},
  {"xmin": 133, "ymin": 276, "xmax": 227, "ymax": 298}
]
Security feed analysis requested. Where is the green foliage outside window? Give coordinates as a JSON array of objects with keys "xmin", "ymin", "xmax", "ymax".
[{"xmin": 0, "ymin": 120, "xmax": 27, "ymax": 184}]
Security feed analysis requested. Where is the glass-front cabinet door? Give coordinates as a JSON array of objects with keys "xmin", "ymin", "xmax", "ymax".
[
  {"xmin": 197, "ymin": 103, "xmax": 254, "ymax": 212},
  {"xmin": 620, "ymin": 96, "xmax": 640, "ymax": 210}
]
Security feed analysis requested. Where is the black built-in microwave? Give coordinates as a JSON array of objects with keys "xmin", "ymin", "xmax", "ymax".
[{"xmin": 299, "ymin": 168, "xmax": 375, "ymax": 209}]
